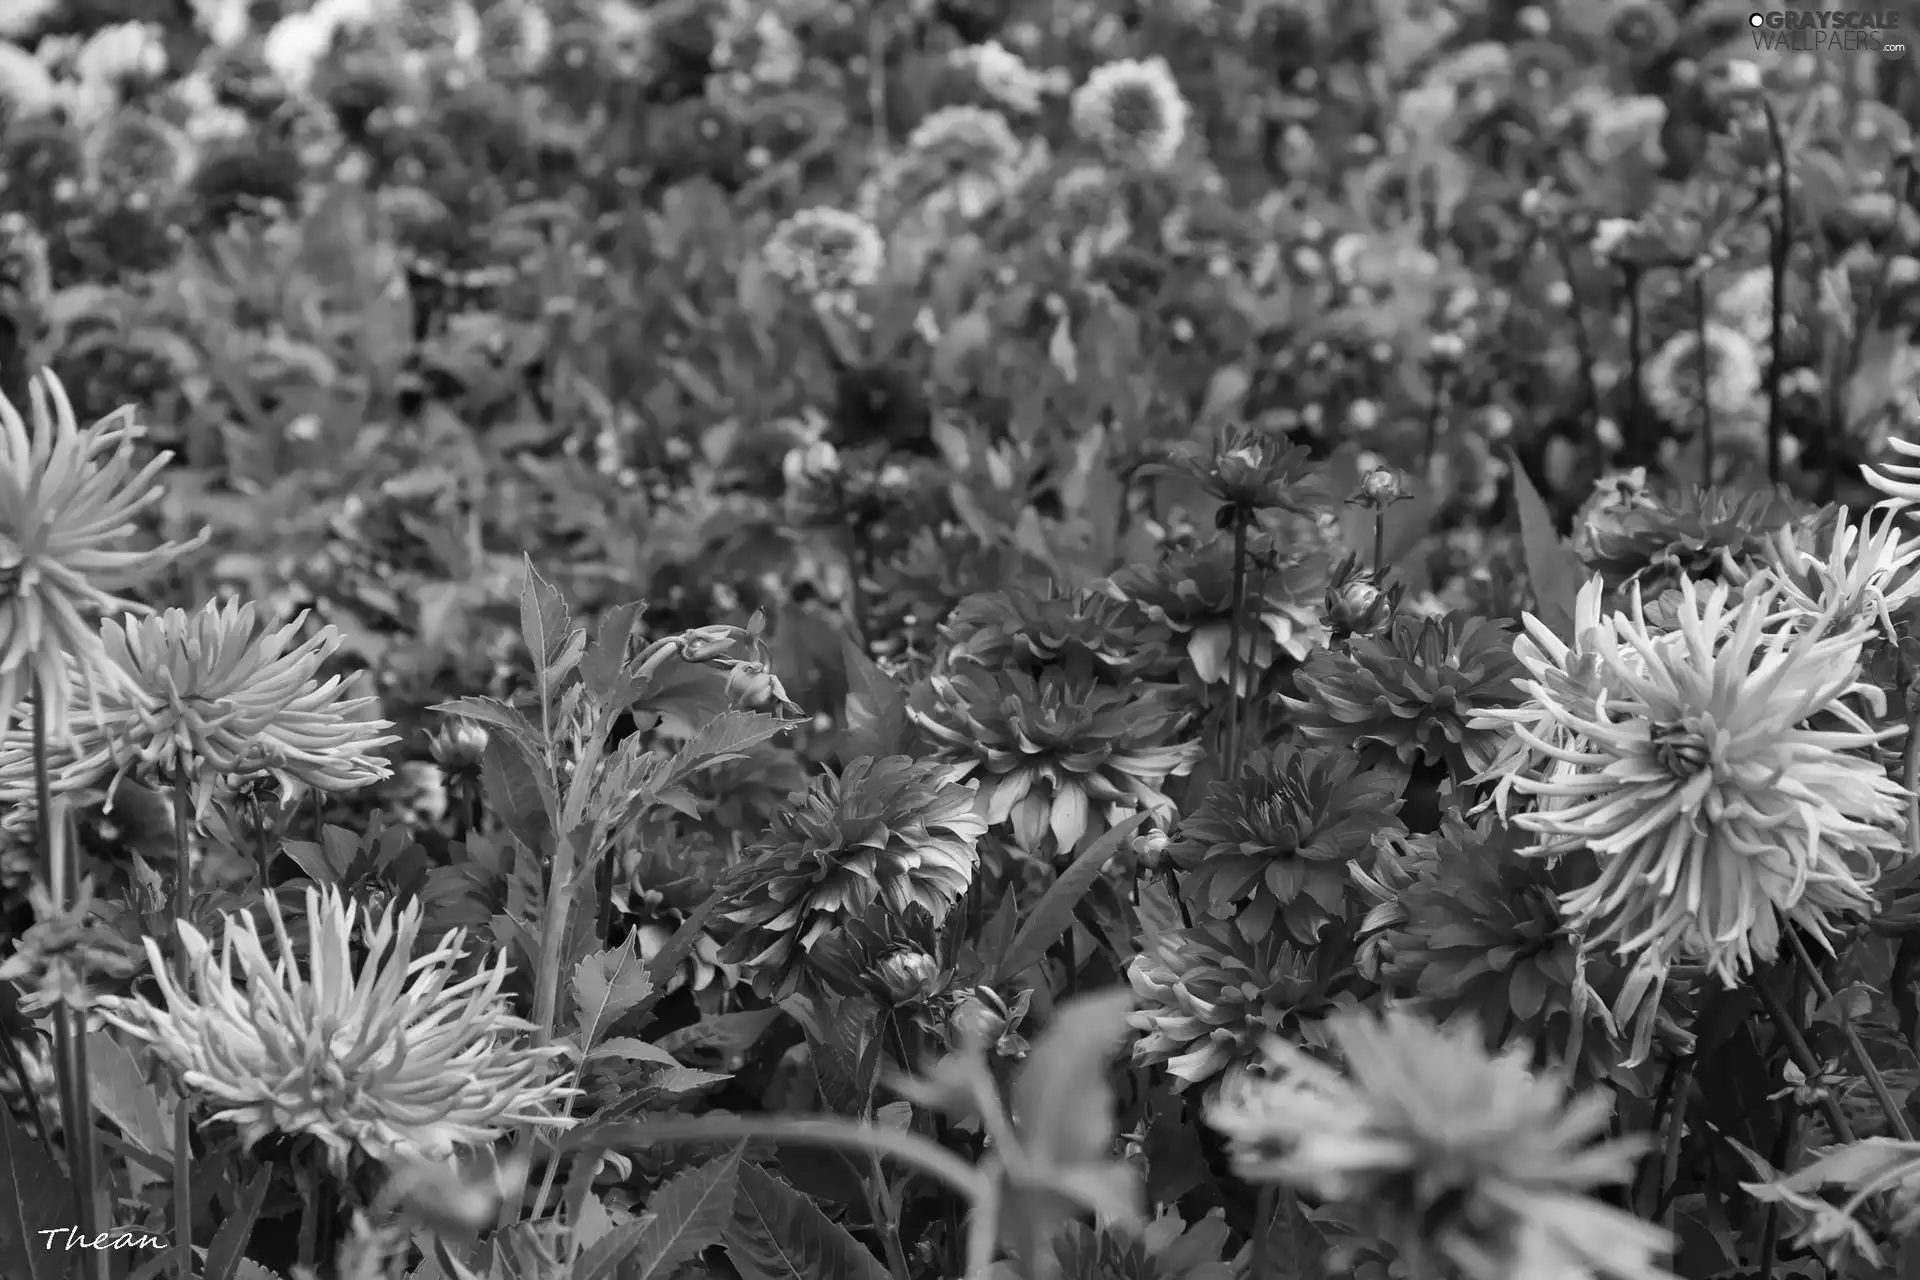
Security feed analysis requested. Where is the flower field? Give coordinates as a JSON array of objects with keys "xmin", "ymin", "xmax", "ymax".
[{"xmin": 4, "ymin": 0, "xmax": 1920, "ymax": 1278}]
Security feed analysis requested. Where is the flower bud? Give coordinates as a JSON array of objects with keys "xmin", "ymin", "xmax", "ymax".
[
  {"xmin": 1132, "ymin": 828, "xmax": 1172, "ymax": 873},
  {"xmin": 949, "ymin": 987, "xmax": 1009, "ymax": 1048},
  {"xmin": 429, "ymin": 721, "xmax": 490, "ymax": 771},
  {"xmin": 782, "ymin": 441, "xmax": 840, "ymax": 488},
  {"xmin": 875, "ymin": 949, "xmax": 942, "ymax": 1007},
  {"xmin": 1359, "ymin": 467, "xmax": 1404, "ymax": 507}
]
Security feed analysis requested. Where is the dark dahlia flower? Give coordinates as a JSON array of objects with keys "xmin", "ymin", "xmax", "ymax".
[
  {"xmin": 1573, "ymin": 481, "xmax": 1799, "ymax": 594},
  {"xmin": 808, "ymin": 903, "xmax": 955, "ymax": 1011},
  {"xmin": 612, "ymin": 832, "xmax": 736, "ymax": 999},
  {"xmin": 941, "ymin": 584, "xmax": 1174, "ymax": 683},
  {"xmin": 1358, "ymin": 815, "xmax": 1625, "ymax": 1082},
  {"xmin": 871, "ymin": 527, "xmax": 1049, "ymax": 647},
  {"xmin": 1282, "ymin": 612, "xmax": 1525, "ymax": 781},
  {"xmin": 714, "ymin": 757, "xmax": 986, "ymax": 998},
  {"xmin": 1140, "ymin": 425, "xmax": 1324, "ymax": 526},
  {"xmin": 1107, "ymin": 534, "xmax": 1330, "ymax": 692},
  {"xmin": 910, "ymin": 668, "xmax": 1204, "ymax": 856},
  {"xmin": 1128, "ymin": 920, "xmax": 1353, "ymax": 1089},
  {"xmin": 1169, "ymin": 745, "xmax": 1404, "ymax": 945}
]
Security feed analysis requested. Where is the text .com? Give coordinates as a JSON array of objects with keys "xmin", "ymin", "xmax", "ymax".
[{"xmin": 1750, "ymin": 10, "xmax": 1904, "ymax": 52}]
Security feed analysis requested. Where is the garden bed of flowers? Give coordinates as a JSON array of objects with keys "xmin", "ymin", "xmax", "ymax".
[{"xmin": 4, "ymin": 0, "xmax": 1920, "ymax": 1278}]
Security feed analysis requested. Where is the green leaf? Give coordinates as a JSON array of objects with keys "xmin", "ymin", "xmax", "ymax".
[
  {"xmin": 631, "ymin": 897, "xmax": 721, "ymax": 1023},
  {"xmin": 1256, "ymin": 1190, "xmax": 1329, "ymax": 1280},
  {"xmin": 838, "ymin": 635, "xmax": 909, "ymax": 760},
  {"xmin": 991, "ymin": 813, "xmax": 1149, "ymax": 988},
  {"xmin": 519, "ymin": 558, "xmax": 585, "ymax": 696},
  {"xmin": 575, "ymin": 1143, "xmax": 743, "ymax": 1280},
  {"xmin": 204, "ymin": 1170, "xmax": 272, "ymax": 1280},
  {"xmin": 587, "ymin": 1037, "xmax": 680, "ymax": 1066},
  {"xmin": 1010, "ymin": 988, "xmax": 1140, "ymax": 1191},
  {"xmin": 87, "ymin": 1032, "xmax": 174, "ymax": 1160},
  {"xmin": 1507, "ymin": 450, "xmax": 1582, "ymax": 640},
  {"xmin": 572, "ymin": 935, "xmax": 654, "ymax": 1052},
  {"xmin": 581, "ymin": 602, "xmax": 645, "ymax": 710},
  {"xmin": 481, "ymin": 738, "xmax": 551, "ymax": 856},
  {"xmin": 0, "ymin": 1101, "xmax": 74, "ymax": 1280},
  {"xmin": 723, "ymin": 1162, "xmax": 890, "ymax": 1280},
  {"xmin": 663, "ymin": 711, "xmax": 792, "ymax": 788}
]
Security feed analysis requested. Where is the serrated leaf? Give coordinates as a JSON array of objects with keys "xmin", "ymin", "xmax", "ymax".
[
  {"xmin": 232, "ymin": 1264, "xmax": 286, "ymax": 1280},
  {"xmin": 663, "ymin": 711, "xmax": 791, "ymax": 788},
  {"xmin": 723, "ymin": 1163, "xmax": 890, "ymax": 1280},
  {"xmin": 1257, "ymin": 1190, "xmax": 1329, "ymax": 1280},
  {"xmin": 519, "ymin": 558, "xmax": 584, "ymax": 693},
  {"xmin": 652, "ymin": 1008, "xmax": 785, "ymax": 1064},
  {"xmin": 573, "ymin": 935, "xmax": 653, "ymax": 1052},
  {"xmin": 204, "ymin": 1170, "xmax": 272, "ymax": 1280},
  {"xmin": 577, "ymin": 1143, "xmax": 743, "ymax": 1280},
  {"xmin": 1507, "ymin": 450, "xmax": 1582, "ymax": 640},
  {"xmin": 582, "ymin": 602, "xmax": 645, "ymax": 705},
  {"xmin": 88, "ymin": 1031, "xmax": 174, "ymax": 1159},
  {"xmin": 587, "ymin": 1037, "xmax": 680, "ymax": 1066},
  {"xmin": 991, "ymin": 813, "xmax": 1148, "ymax": 988},
  {"xmin": 839, "ymin": 635, "xmax": 908, "ymax": 760},
  {"xmin": 482, "ymin": 738, "xmax": 551, "ymax": 856},
  {"xmin": 0, "ymin": 1103, "xmax": 74, "ymax": 1280}
]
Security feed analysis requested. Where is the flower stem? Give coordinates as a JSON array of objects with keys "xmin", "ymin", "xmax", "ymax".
[
  {"xmin": 33, "ymin": 683, "xmax": 99, "ymax": 1250},
  {"xmin": 1250, "ymin": 1183, "xmax": 1277, "ymax": 1280},
  {"xmin": 1552, "ymin": 234, "xmax": 1600, "ymax": 440},
  {"xmin": 1782, "ymin": 925, "xmax": 1915, "ymax": 1141},
  {"xmin": 168, "ymin": 769, "xmax": 195, "ymax": 1280},
  {"xmin": 1751, "ymin": 968, "xmax": 1855, "ymax": 1143},
  {"xmin": 1655, "ymin": 1056, "xmax": 1693, "ymax": 1230},
  {"xmin": 1754, "ymin": 1096, "xmax": 1799, "ymax": 1280},
  {"xmin": 1760, "ymin": 95, "xmax": 1792, "ymax": 487},
  {"xmin": 1624, "ymin": 265, "xmax": 1646, "ymax": 456},
  {"xmin": 1693, "ymin": 271, "xmax": 1714, "ymax": 487},
  {"xmin": 1224, "ymin": 514, "xmax": 1249, "ymax": 771}
]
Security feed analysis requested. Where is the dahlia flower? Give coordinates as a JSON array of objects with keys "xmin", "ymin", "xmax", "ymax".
[
  {"xmin": 1140, "ymin": 427, "xmax": 1321, "ymax": 524},
  {"xmin": 1207, "ymin": 1008, "xmax": 1673, "ymax": 1280},
  {"xmin": 0, "ymin": 877, "xmax": 142, "ymax": 1015},
  {"xmin": 941, "ymin": 584, "xmax": 1174, "ymax": 684},
  {"xmin": 1282, "ymin": 612, "xmax": 1525, "ymax": 781},
  {"xmin": 0, "ymin": 601, "xmax": 396, "ymax": 813},
  {"xmin": 1168, "ymin": 744, "xmax": 1403, "ymax": 945},
  {"xmin": 1484, "ymin": 576, "xmax": 1908, "ymax": 987},
  {"xmin": 1864, "ymin": 433, "xmax": 1920, "ymax": 508},
  {"xmin": 1070, "ymin": 56, "xmax": 1191, "ymax": 171},
  {"xmin": 0, "ymin": 371, "xmax": 203, "ymax": 744},
  {"xmin": 1725, "ymin": 505, "xmax": 1920, "ymax": 641},
  {"xmin": 99, "ymin": 885, "xmax": 576, "ymax": 1173},
  {"xmin": 1360, "ymin": 814, "xmax": 1625, "ymax": 1083},
  {"xmin": 1128, "ymin": 920, "xmax": 1351, "ymax": 1089},
  {"xmin": 1107, "ymin": 535, "xmax": 1330, "ymax": 692},
  {"xmin": 1573, "ymin": 482, "xmax": 1796, "ymax": 592},
  {"xmin": 762, "ymin": 207, "xmax": 885, "ymax": 301},
  {"xmin": 808, "ymin": 903, "xmax": 955, "ymax": 1012},
  {"xmin": 612, "ymin": 833, "xmax": 737, "ymax": 998},
  {"xmin": 1643, "ymin": 323, "xmax": 1762, "ymax": 429},
  {"xmin": 910, "ymin": 667, "xmax": 1204, "ymax": 856},
  {"xmin": 713, "ymin": 756, "xmax": 985, "ymax": 998}
]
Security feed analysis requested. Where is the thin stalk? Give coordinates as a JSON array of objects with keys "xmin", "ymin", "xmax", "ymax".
[
  {"xmin": 1752, "ymin": 970, "xmax": 1855, "ymax": 1143},
  {"xmin": 1760, "ymin": 95, "xmax": 1792, "ymax": 486},
  {"xmin": 1422, "ymin": 371, "xmax": 1451, "ymax": 476},
  {"xmin": 1223, "ymin": 514, "xmax": 1249, "ymax": 773},
  {"xmin": 1634, "ymin": 1054, "xmax": 1685, "ymax": 1217},
  {"xmin": 1782, "ymin": 925, "xmax": 1915, "ymax": 1140},
  {"xmin": 1371, "ymin": 510, "xmax": 1386, "ymax": 579},
  {"xmin": 1655, "ymin": 1057, "xmax": 1694, "ymax": 1229},
  {"xmin": 1624, "ymin": 265, "xmax": 1646, "ymax": 456},
  {"xmin": 1251, "ymin": 1184, "xmax": 1277, "ymax": 1280},
  {"xmin": 1754, "ymin": 1099, "xmax": 1800, "ymax": 1280},
  {"xmin": 1552, "ymin": 234, "xmax": 1600, "ymax": 438},
  {"xmin": 168, "ymin": 770, "xmax": 195, "ymax": 1280},
  {"xmin": 34, "ymin": 683, "xmax": 96, "ymax": 1242},
  {"xmin": 1694, "ymin": 271, "xmax": 1714, "ymax": 487}
]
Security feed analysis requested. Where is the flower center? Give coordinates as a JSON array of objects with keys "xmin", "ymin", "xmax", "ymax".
[{"xmin": 1649, "ymin": 717, "xmax": 1712, "ymax": 778}]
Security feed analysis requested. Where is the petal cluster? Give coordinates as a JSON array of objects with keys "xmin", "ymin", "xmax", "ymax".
[
  {"xmin": 1207, "ymin": 1008, "xmax": 1674, "ymax": 1280},
  {"xmin": 1482, "ymin": 574, "xmax": 1908, "ymax": 986},
  {"xmin": 0, "ymin": 371, "xmax": 203, "ymax": 743},
  {"xmin": 100, "ymin": 886, "xmax": 576, "ymax": 1173}
]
